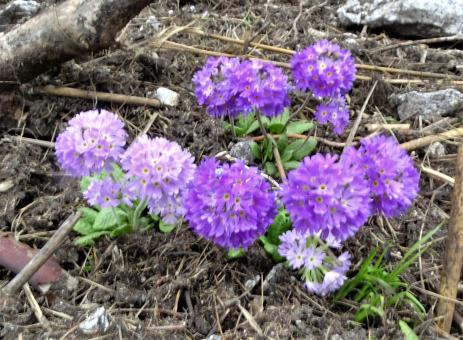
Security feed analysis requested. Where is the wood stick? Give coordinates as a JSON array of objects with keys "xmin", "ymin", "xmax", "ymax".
[
  {"xmin": 0, "ymin": 0, "xmax": 154, "ymax": 85},
  {"xmin": 365, "ymin": 123, "xmax": 410, "ymax": 132},
  {"xmin": 23, "ymin": 283, "xmax": 50, "ymax": 328},
  {"xmin": 420, "ymin": 165, "xmax": 455, "ymax": 186},
  {"xmin": 437, "ymin": 144, "xmax": 463, "ymax": 332},
  {"xmin": 3, "ymin": 211, "xmax": 81, "ymax": 295},
  {"xmin": 400, "ymin": 127, "xmax": 463, "ymax": 151},
  {"xmin": 370, "ymin": 34, "xmax": 463, "ymax": 53},
  {"xmin": 34, "ymin": 86, "xmax": 161, "ymax": 108}
]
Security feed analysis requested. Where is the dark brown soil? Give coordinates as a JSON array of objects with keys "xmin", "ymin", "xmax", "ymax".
[{"xmin": 1, "ymin": 0, "xmax": 462, "ymax": 339}]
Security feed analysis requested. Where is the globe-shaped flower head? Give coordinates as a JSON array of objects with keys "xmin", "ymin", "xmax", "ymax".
[
  {"xmin": 184, "ymin": 158, "xmax": 277, "ymax": 249},
  {"xmin": 192, "ymin": 56, "xmax": 242, "ymax": 118},
  {"xmin": 55, "ymin": 109, "xmax": 127, "ymax": 177},
  {"xmin": 291, "ymin": 40, "xmax": 356, "ymax": 98},
  {"xmin": 341, "ymin": 135, "xmax": 420, "ymax": 217},
  {"xmin": 120, "ymin": 135, "xmax": 196, "ymax": 224},
  {"xmin": 235, "ymin": 60, "xmax": 290, "ymax": 117},
  {"xmin": 314, "ymin": 96, "xmax": 350, "ymax": 134},
  {"xmin": 281, "ymin": 153, "xmax": 371, "ymax": 242}
]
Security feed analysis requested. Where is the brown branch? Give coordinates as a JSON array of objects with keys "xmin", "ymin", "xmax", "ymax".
[
  {"xmin": 34, "ymin": 86, "xmax": 161, "ymax": 108},
  {"xmin": 0, "ymin": 0, "xmax": 154, "ymax": 85},
  {"xmin": 437, "ymin": 144, "xmax": 463, "ymax": 332},
  {"xmin": 400, "ymin": 127, "xmax": 463, "ymax": 151}
]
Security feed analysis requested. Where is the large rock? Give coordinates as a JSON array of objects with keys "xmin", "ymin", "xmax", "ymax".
[
  {"xmin": 337, "ymin": 0, "xmax": 463, "ymax": 38},
  {"xmin": 390, "ymin": 89, "xmax": 463, "ymax": 120}
]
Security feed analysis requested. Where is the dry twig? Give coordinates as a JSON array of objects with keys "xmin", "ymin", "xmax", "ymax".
[{"xmin": 401, "ymin": 127, "xmax": 463, "ymax": 151}]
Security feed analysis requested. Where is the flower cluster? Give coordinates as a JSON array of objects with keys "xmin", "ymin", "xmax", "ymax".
[
  {"xmin": 184, "ymin": 158, "xmax": 277, "ymax": 249},
  {"xmin": 291, "ymin": 40, "xmax": 356, "ymax": 135},
  {"xmin": 281, "ymin": 153, "xmax": 371, "ymax": 242},
  {"xmin": 278, "ymin": 230, "xmax": 351, "ymax": 296},
  {"xmin": 121, "ymin": 135, "xmax": 196, "ymax": 224},
  {"xmin": 193, "ymin": 57, "xmax": 290, "ymax": 118},
  {"xmin": 291, "ymin": 39, "xmax": 356, "ymax": 98},
  {"xmin": 341, "ymin": 135, "xmax": 420, "ymax": 217},
  {"xmin": 55, "ymin": 109, "xmax": 127, "ymax": 177},
  {"xmin": 84, "ymin": 177, "xmax": 121, "ymax": 208},
  {"xmin": 314, "ymin": 96, "xmax": 350, "ymax": 135}
]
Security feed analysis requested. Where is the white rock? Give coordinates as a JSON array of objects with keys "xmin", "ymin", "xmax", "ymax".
[
  {"xmin": 427, "ymin": 142, "xmax": 446, "ymax": 157},
  {"xmin": 337, "ymin": 0, "xmax": 463, "ymax": 38},
  {"xmin": 154, "ymin": 87, "xmax": 179, "ymax": 106},
  {"xmin": 79, "ymin": 307, "xmax": 110, "ymax": 335}
]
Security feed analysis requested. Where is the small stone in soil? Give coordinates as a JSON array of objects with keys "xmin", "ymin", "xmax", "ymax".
[
  {"xmin": 230, "ymin": 141, "xmax": 255, "ymax": 164},
  {"xmin": 79, "ymin": 306, "xmax": 110, "ymax": 335}
]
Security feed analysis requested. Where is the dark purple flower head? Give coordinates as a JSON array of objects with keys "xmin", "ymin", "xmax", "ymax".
[
  {"xmin": 290, "ymin": 40, "xmax": 356, "ymax": 98},
  {"xmin": 279, "ymin": 229, "xmax": 351, "ymax": 296},
  {"xmin": 121, "ymin": 135, "xmax": 196, "ymax": 223},
  {"xmin": 184, "ymin": 158, "xmax": 277, "ymax": 249},
  {"xmin": 55, "ymin": 110, "xmax": 127, "ymax": 177},
  {"xmin": 281, "ymin": 153, "xmax": 371, "ymax": 243},
  {"xmin": 235, "ymin": 60, "xmax": 290, "ymax": 117},
  {"xmin": 314, "ymin": 96, "xmax": 350, "ymax": 134},
  {"xmin": 341, "ymin": 135, "xmax": 419, "ymax": 217},
  {"xmin": 84, "ymin": 177, "xmax": 121, "ymax": 208},
  {"xmin": 192, "ymin": 56, "xmax": 242, "ymax": 118}
]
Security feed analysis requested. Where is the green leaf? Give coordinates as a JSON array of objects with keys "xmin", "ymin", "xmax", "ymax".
[
  {"xmin": 292, "ymin": 138, "xmax": 317, "ymax": 160},
  {"xmin": 263, "ymin": 140, "xmax": 273, "ymax": 162},
  {"xmin": 109, "ymin": 224, "xmax": 131, "ymax": 238},
  {"xmin": 93, "ymin": 208, "xmax": 119, "ymax": 230},
  {"xmin": 250, "ymin": 141, "xmax": 261, "ymax": 160},
  {"xmin": 276, "ymin": 133, "xmax": 288, "ymax": 152},
  {"xmin": 78, "ymin": 207, "xmax": 99, "ymax": 224},
  {"xmin": 245, "ymin": 120, "xmax": 260, "ymax": 135},
  {"xmin": 234, "ymin": 126, "xmax": 245, "ymax": 137},
  {"xmin": 268, "ymin": 122, "xmax": 285, "ymax": 134},
  {"xmin": 159, "ymin": 221, "xmax": 177, "ymax": 233},
  {"xmin": 287, "ymin": 121, "xmax": 313, "ymax": 134},
  {"xmin": 73, "ymin": 219, "xmax": 93, "ymax": 236},
  {"xmin": 74, "ymin": 231, "xmax": 110, "ymax": 246},
  {"xmin": 283, "ymin": 161, "xmax": 300, "ymax": 170},
  {"xmin": 227, "ymin": 248, "xmax": 246, "ymax": 259},
  {"xmin": 281, "ymin": 148, "xmax": 294, "ymax": 163},
  {"xmin": 264, "ymin": 162, "xmax": 277, "ymax": 177},
  {"xmin": 111, "ymin": 163, "xmax": 125, "ymax": 181},
  {"xmin": 266, "ymin": 210, "xmax": 291, "ymax": 245},
  {"xmin": 260, "ymin": 236, "xmax": 285, "ymax": 262},
  {"xmin": 80, "ymin": 176, "xmax": 93, "ymax": 192},
  {"xmin": 399, "ymin": 321, "xmax": 419, "ymax": 340}
]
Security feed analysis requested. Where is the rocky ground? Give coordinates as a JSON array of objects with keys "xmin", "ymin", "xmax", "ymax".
[{"xmin": 1, "ymin": 0, "xmax": 463, "ymax": 338}]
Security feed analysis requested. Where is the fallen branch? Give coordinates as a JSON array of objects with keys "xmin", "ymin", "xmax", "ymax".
[
  {"xmin": 437, "ymin": 144, "xmax": 463, "ymax": 332},
  {"xmin": 34, "ymin": 85, "xmax": 161, "ymax": 108},
  {"xmin": 0, "ymin": 0, "xmax": 153, "ymax": 85},
  {"xmin": 365, "ymin": 123, "xmax": 410, "ymax": 132},
  {"xmin": 419, "ymin": 165, "xmax": 455, "ymax": 186},
  {"xmin": 2, "ymin": 211, "xmax": 81, "ymax": 295},
  {"xmin": 400, "ymin": 127, "xmax": 463, "ymax": 151}
]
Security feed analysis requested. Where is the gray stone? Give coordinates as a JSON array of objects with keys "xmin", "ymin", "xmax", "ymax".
[
  {"xmin": 79, "ymin": 307, "xmax": 110, "ymax": 335},
  {"xmin": 389, "ymin": 89, "xmax": 463, "ymax": 120},
  {"xmin": 263, "ymin": 263, "xmax": 287, "ymax": 292},
  {"xmin": 337, "ymin": 0, "xmax": 463, "ymax": 38},
  {"xmin": 0, "ymin": 1, "xmax": 41, "ymax": 27},
  {"xmin": 230, "ymin": 141, "xmax": 254, "ymax": 164},
  {"xmin": 427, "ymin": 142, "xmax": 446, "ymax": 157}
]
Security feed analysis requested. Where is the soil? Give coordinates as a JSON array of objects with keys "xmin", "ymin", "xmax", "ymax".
[{"xmin": 1, "ymin": 0, "xmax": 462, "ymax": 339}]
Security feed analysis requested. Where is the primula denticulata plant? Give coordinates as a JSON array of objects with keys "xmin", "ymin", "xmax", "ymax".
[{"xmin": 55, "ymin": 40, "xmax": 423, "ymax": 302}]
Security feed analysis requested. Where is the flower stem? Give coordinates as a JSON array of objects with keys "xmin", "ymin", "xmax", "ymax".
[{"xmin": 255, "ymin": 110, "xmax": 287, "ymax": 180}]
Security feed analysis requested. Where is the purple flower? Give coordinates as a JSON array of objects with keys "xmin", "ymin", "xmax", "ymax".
[
  {"xmin": 55, "ymin": 110, "xmax": 127, "ymax": 177},
  {"xmin": 290, "ymin": 40, "xmax": 356, "ymax": 98},
  {"xmin": 84, "ymin": 177, "xmax": 121, "ymax": 208},
  {"xmin": 341, "ymin": 135, "xmax": 420, "ymax": 217},
  {"xmin": 192, "ymin": 56, "xmax": 242, "ymax": 118},
  {"xmin": 234, "ymin": 60, "xmax": 290, "ymax": 117},
  {"xmin": 281, "ymin": 153, "xmax": 371, "ymax": 243},
  {"xmin": 121, "ymin": 135, "xmax": 196, "ymax": 223},
  {"xmin": 278, "ymin": 230, "xmax": 325, "ymax": 270},
  {"xmin": 314, "ymin": 96, "xmax": 350, "ymax": 134},
  {"xmin": 184, "ymin": 158, "xmax": 277, "ymax": 249}
]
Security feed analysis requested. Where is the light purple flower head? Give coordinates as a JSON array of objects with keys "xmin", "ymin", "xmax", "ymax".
[
  {"xmin": 84, "ymin": 177, "xmax": 121, "ymax": 208},
  {"xmin": 341, "ymin": 135, "xmax": 420, "ymax": 217},
  {"xmin": 192, "ymin": 56, "xmax": 242, "ymax": 118},
  {"xmin": 290, "ymin": 40, "xmax": 356, "ymax": 98},
  {"xmin": 184, "ymin": 158, "xmax": 277, "ymax": 249},
  {"xmin": 55, "ymin": 110, "xmax": 127, "ymax": 177},
  {"xmin": 314, "ymin": 96, "xmax": 350, "ymax": 134},
  {"xmin": 281, "ymin": 153, "xmax": 371, "ymax": 243},
  {"xmin": 278, "ymin": 230, "xmax": 325, "ymax": 270},
  {"xmin": 234, "ymin": 60, "xmax": 290, "ymax": 117},
  {"xmin": 121, "ymin": 135, "xmax": 196, "ymax": 223}
]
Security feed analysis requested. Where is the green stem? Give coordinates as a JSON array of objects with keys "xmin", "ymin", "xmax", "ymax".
[{"xmin": 131, "ymin": 198, "xmax": 148, "ymax": 231}]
